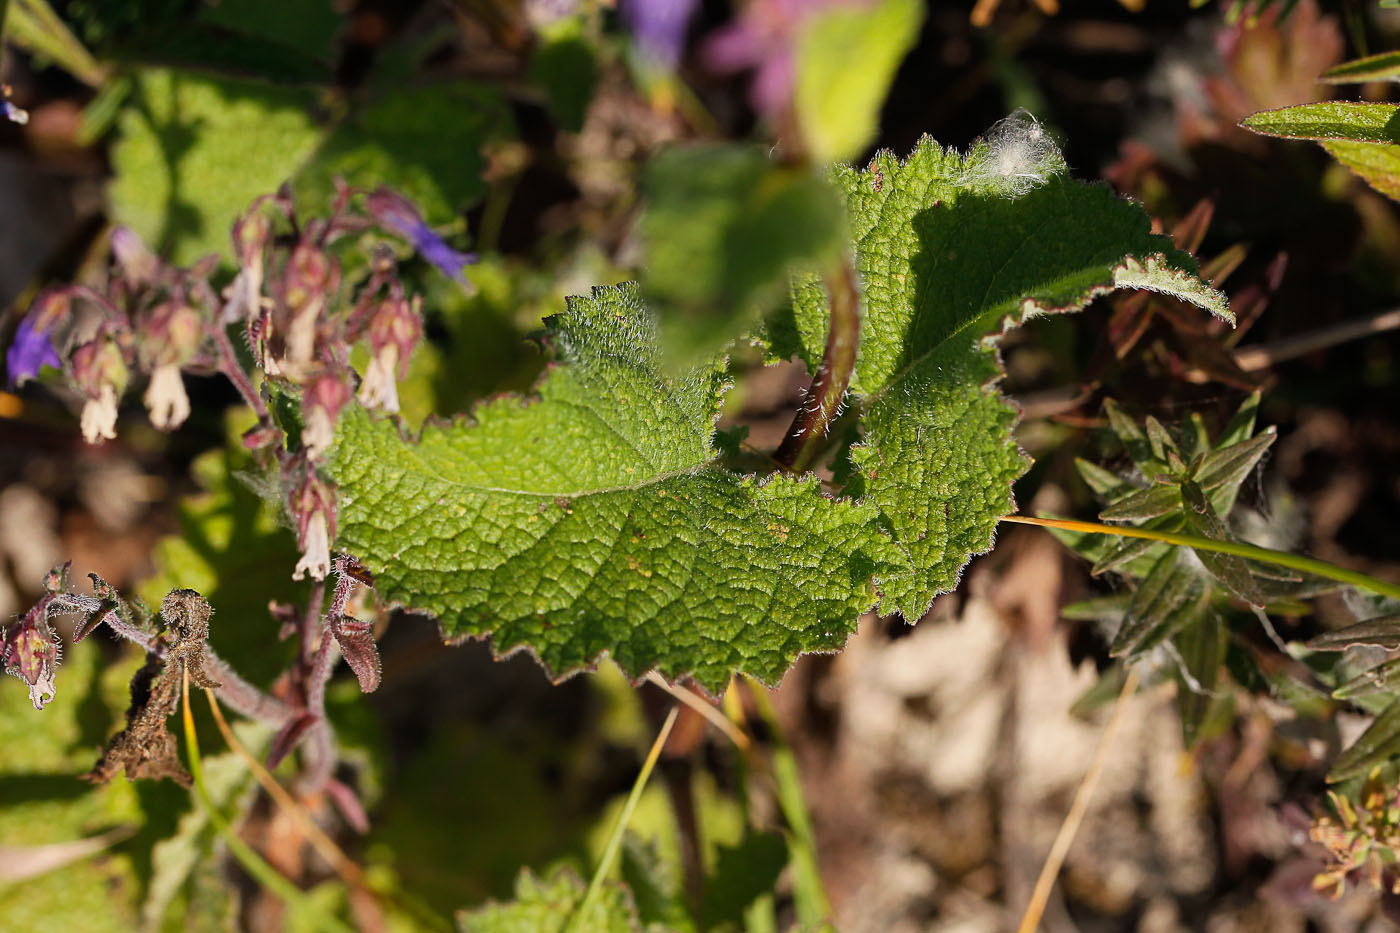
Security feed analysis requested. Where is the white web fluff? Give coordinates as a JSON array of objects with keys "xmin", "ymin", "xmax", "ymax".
[{"xmin": 958, "ymin": 109, "xmax": 1066, "ymax": 198}]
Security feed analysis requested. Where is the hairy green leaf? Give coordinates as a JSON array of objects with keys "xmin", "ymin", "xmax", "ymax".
[
  {"xmin": 779, "ymin": 137, "xmax": 1227, "ymax": 619},
  {"xmin": 1241, "ymin": 101, "xmax": 1400, "ymax": 144},
  {"xmin": 1332, "ymin": 697, "xmax": 1400, "ymax": 782},
  {"xmin": 329, "ymin": 283, "xmax": 903, "ymax": 692},
  {"xmin": 1322, "ymin": 50, "xmax": 1400, "ymax": 83},
  {"xmin": 1320, "ymin": 138, "xmax": 1400, "ymax": 202},
  {"xmin": 456, "ymin": 868, "xmax": 640, "ymax": 933}
]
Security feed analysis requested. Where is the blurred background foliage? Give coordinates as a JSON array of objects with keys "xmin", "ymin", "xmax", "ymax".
[{"xmin": 1, "ymin": 0, "xmax": 1400, "ymax": 929}]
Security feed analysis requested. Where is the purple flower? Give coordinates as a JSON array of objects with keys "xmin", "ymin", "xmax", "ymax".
[
  {"xmin": 622, "ymin": 0, "xmax": 700, "ymax": 69},
  {"xmin": 703, "ymin": 0, "xmax": 858, "ymax": 116},
  {"xmin": 1, "ymin": 100, "xmax": 28, "ymax": 126},
  {"xmin": 6, "ymin": 312, "xmax": 61, "ymax": 387},
  {"xmin": 366, "ymin": 188, "xmax": 476, "ymax": 286}
]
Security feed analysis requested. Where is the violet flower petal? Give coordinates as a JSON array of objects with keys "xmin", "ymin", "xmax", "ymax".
[
  {"xmin": 6, "ymin": 313, "xmax": 61, "ymax": 387},
  {"xmin": 622, "ymin": 0, "xmax": 700, "ymax": 68},
  {"xmin": 366, "ymin": 188, "xmax": 477, "ymax": 285}
]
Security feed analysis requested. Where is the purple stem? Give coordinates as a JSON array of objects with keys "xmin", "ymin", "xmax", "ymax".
[{"xmin": 211, "ymin": 324, "xmax": 270, "ymax": 422}]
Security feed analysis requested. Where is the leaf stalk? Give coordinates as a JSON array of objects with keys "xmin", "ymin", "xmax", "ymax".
[{"xmin": 775, "ymin": 257, "xmax": 861, "ymax": 472}]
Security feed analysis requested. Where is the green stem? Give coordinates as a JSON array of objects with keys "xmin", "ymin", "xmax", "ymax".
[
  {"xmin": 180, "ymin": 670, "xmax": 355, "ymax": 933},
  {"xmin": 1003, "ymin": 514, "xmax": 1400, "ymax": 603},
  {"xmin": 745, "ymin": 679, "xmax": 832, "ymax": 925},
  {"xmin": 570, "ymin": 706, "xmax": 679, "ymax": 929},
  {"xmin": 775, "ymin": 257, "xmax": 861, "ymax": 473}
]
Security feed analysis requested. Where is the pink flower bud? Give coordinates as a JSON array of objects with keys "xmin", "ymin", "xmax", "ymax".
[
  {"xmin": 302, "ymin": 372, "xmax": 352, "ymax": 459},
  {"xmin": 143, "ymin": 303, "xmax": 204, "ymax": 368},
  {"xmin": 358, "ymin": 297, "xmax": 422, "ymax": 414},
  {"xmin": 109, "ymin": 226, "xmax": 159, "ymax": 286},
  {"xmin": 289, "ymin": 471, "xmax": 336, "ymax": 582}
]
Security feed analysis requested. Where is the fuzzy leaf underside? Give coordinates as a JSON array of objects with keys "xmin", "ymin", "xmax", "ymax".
[
  {"xmin": 781, "ymin": 137, "xmax": 1228, "ymax": 619},
  {"xmin": 330, "ymin": 284, "xmax": 901, "ymax": 692}
]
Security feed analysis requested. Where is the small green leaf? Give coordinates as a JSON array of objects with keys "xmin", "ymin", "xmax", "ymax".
[
  {"xmin": 456, "ymin": 868, "xmax": 641, "ymax": 933},
  {"xmin": 1195, "ymin": 429, "xmax": 1275, "ymax": 495},
  {"xmin": 1322, "ymin": 50, "xmax": 1400, "ymax": 83},
  {"xmin": 1320, "ymin": 138, "xmax": 1400, "ymax": 202},
  {"xmin": 1174, "ymin": 612, "xmax": 1227, "ymax": 748},
  {"xmin": 1111, "ymin": 550, "xmax": 1209, "ymax": 657},
  {"xmin": 1332, "ymin": 698, "xmax": 1400, "ymax": 782},
  {"xmin": 1181, "ymin": 481, "xmax": 1265, "ymax": 607},
  {"xmin": 1098, "ymin": 484, "xmax": 1182, "ymax": 522},
  {"xmin": 1307, "ymin": 613, "xmax": 1400, "ymax": 650},
  {"xmin": 1241, "ymin": 101, "xmax": 1400, "ymax": 144},
  {"xmin": 792, "ymin": 0, "xmax": 924, "ymax": 163},
  {"xmin": 1333, "ymin": 657, "xmax": 1400, "ymax": 700},
  {"xmin": 641, "ymin": 143, "xmax": 846, "ymax": 361}
]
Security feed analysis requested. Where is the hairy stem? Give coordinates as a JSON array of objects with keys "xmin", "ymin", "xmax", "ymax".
[
  {"xmin": 775, "ymin": 258, "xmax": 861, "ymax": 472},
  {"xmin": 212, "ymin": 323, "xmax": 270, "ymax": 422}
]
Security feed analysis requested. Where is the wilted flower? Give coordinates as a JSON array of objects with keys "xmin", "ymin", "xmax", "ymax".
[
  {"xmin": 358, "ymin": 297, "xmax": 422, "ymax": 414},
  {"xmin": 2, "ymin": 603, "xmax": 61, "ymax": 710},
  {"xmin": 6, "ymin": 311, "xmax": 62, "ymax": 386},
  {"xmin": 70, "ymin": 338, "xmax": 129, "ymax": 444},
  {"xmin": 366, "ymin": 188, "xmax": 476, "ymax": 286},
  {"xmin": 223, "ymin": 210, "xmax": 271, "ymax": 325},
  {"xmin": 284, "ymin": 243, "xmax": 336, "ymax": 365},
  {"xmin": 703, "ymin": 0, "xmax": 856, "ymax": 116},
  {"xmin": 622, "ymin": 0, "xmax": 700, "ymax": 68},
  {"xmin": 302, "ymin": 372, "xmax": 353, "ymax": 459}
]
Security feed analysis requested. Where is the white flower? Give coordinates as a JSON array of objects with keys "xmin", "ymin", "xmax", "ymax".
[
  {"xmin": 357, "ymin": 344, "xmax": 401, "ymax": 413},
  {"xmin": 304, "ymin": 405, "xmax": 335, "ymax": 460},
  {"xmin": 293, "ymin": 511, "xmax": 331, "ymax": 582},
  {"xmin": 80, "ymin": 384, "xmax": 119, "ymax": 444},
  {"xmin": 144, "ymin": 363, "xmax": 190, "ymax": 430}
]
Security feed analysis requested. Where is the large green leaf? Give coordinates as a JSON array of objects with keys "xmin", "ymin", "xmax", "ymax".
[
  {"xmin": 328, "ymin": 283, "xmax": 903, "ymax": 692},
  {"xmin": 110, "ymin": 68, "xmax": 323, "ymax": 263},
  {"xmin": 778, "ymin": 136, "xmax": 1228, "ymax": 619}
]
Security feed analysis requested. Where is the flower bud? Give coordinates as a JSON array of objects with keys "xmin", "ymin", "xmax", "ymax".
[
  {"xmin": 283, "ymin": 243, "xmax": 338, "ymax": 364},
  {"xmin": 289, "ymin": 471, "xmax": 336, "ymax": 582},
  {"xmin": 302, "ymin": 371, "xmax": 352, "ymax": 459},
  {"xmin": 70, "ymin": 338, "xmax": 129, "ymax": 444},
  {"xmin": 110, "ymin": 226, "xmax": 159, "ymax": 287},
  {"xmin": 357, "ymin": 297, "xmax": 422, "ymax": 414}
]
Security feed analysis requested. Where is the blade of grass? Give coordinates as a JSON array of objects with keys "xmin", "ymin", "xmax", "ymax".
[
  {"xmin": 569, "ymin": 705, "xmax": 680, "ymax": 930},
  {"xmin": 1017, "ymin": 666, "xmax": 1141, "ymax": 933},
  {"xmin": 181, "ymin": 668, "xmax": 355, "ymax": 933},
  {"xmin": 745, "ymin": 677, "xmax": 832, "ymax": 926},
  {"xmin": 203, "ymin": 689, "xmax": 453, "ymax": 932},
  {"xmin": 4, "ymin": 0, "xmax": 105, "ymax": 86},
  {"xmin": 1001, "ymin": 515, "xmax": 1400, "ymax": 603}
]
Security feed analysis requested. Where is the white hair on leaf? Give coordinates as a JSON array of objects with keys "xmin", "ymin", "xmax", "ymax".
[{"xmin": 957, "ymin": 109, "xmax": 1066, "ymax": 198}]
